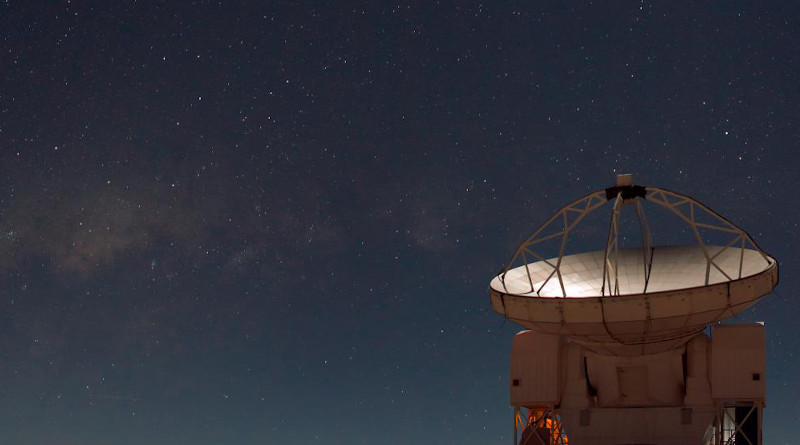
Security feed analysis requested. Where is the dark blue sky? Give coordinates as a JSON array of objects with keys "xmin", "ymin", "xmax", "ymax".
[{"xmin": 1, "ymin": 1, "xmax": 798, "ymax": 444}]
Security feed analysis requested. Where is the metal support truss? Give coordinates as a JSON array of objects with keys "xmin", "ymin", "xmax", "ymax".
[
  {"xmin": 601, "ymin": 192, "xmax": 623, "ymax": 296},
  {"xmin": 645, "ymin": 188, "xmax": 771, "ymax": 285},
  {"xmin": 704, "ymin": 401, "xmax": 762, "ymax": 445},
  {"xmin": 500, "ymin": 191, "xmax": 608, "ymax": 296},
  {"xmin": 498, "ymin": 185, "xmax": 773, "ymax": 297},
  {"xmin": 601, "ymin": 190, "xmax": 654, "ymax": 296},
  {"xmin": 513, "ymin": 405, "xmax": 569, "ymax": 445}
]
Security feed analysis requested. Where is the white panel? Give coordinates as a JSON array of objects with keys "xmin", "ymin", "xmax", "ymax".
[
  {"xmin": 711, "ymin": 323, "xmax": 766, "ymax": 400},
  {"xmin": 684, "ymin": 334, "xmax": 713, "ymax": 406},
  {"xmin": 586, "ymin": 349, "xmax": 684, "ymax": 408},
  {"xmin": 560, "ymin": 341, "xmax": 592, "ymax": 408},
  {"xmin": 510, "ymin": 331, "xmax": 560, "ymax": 405},
  {"xmin": 618, "ymin": 365, "xmax": 649, "ymax": 404}
]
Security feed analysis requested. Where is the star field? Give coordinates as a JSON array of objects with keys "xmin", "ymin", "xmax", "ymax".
[{"xmin": 1, "ymin": 1, "xmax": 799, "ymax": 444}]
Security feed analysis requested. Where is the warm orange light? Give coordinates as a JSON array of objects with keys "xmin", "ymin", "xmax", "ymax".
[{"xmin": 522, "ymin": 408, "xmax": 568, "ymax": 445}]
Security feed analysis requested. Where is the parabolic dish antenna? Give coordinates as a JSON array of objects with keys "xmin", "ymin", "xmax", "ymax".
[{"xmin": 489, "ymin": 175, "xmax": 778, "ymax": 355}]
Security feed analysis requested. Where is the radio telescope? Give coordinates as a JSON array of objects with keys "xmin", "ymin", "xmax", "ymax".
[{"xmin": 489, "ymin": 175, "xmax": 777, "ymax": 445}]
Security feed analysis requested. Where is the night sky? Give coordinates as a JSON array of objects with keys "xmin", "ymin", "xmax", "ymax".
[{"xmin": 1, "ymin": 1, "xmax": 799, "ymax": 444}]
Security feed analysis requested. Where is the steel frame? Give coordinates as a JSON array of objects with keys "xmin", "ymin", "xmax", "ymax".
[
  {"xmin": 498, "ymin": 186, "xmax": 772, "ymax": 297},
  {"xmin": 513, "ymin": 405, "xmax": 569, "ymax": 445},
  {"xmin": 704, "ymin": 401, "xmax": 763, "ymax": 445}
]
